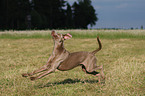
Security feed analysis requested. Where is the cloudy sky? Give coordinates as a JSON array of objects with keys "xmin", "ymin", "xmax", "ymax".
[{"xmin": 67, "ymin": 0, "xmax": 145, "ymax": 29}]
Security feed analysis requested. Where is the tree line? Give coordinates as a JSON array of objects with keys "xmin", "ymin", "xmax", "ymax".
[{"xmin": 0, "ymin": 0, "xmax": 98, "ymax": 30}]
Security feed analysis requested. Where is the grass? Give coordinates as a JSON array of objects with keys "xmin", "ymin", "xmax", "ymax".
[
  {"xmin": 0, "ymin": 30, "xmax": 145, "ymax": 95},
  {"xmin": 0, "ymin": 29, "xmax": 145, "ymax": 39}
]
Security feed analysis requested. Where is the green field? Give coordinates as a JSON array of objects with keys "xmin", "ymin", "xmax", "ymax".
[{"xmin": 0, "ymin": 30, "xmax": 145, "ymax": 95}]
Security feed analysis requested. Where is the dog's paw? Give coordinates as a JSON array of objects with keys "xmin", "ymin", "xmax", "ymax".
[
  {"xmin": 30, "ymin": 77, "xmax": 36, "ymax": 81},
  {"xmin": 22, "ymin": 73, "xmax": 29, "ymax": 77}
]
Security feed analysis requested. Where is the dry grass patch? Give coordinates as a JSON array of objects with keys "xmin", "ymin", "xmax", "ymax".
[{"xmin": 0, "ymin": 32, "xmax": 145, "ymax": 95}]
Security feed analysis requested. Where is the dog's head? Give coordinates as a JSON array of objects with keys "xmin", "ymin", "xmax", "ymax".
[{"xmin": 51, "ymin": 31, "xmax": 72, "ymax": 43}]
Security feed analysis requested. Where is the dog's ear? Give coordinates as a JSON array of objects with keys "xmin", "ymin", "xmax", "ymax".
[{"xmin": 63, "ymin": 33, "xmax": 72, "ymax": 40}]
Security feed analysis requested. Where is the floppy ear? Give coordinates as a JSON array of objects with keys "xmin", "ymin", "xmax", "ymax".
[{"xmin": 64, "ymin": 33, "xmax": 72, "ymax": 40}]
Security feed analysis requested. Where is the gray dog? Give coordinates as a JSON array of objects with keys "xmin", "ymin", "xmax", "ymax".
[{"xmin": 22, "ymin": 31, "xmax": 105, "ymax": 83}]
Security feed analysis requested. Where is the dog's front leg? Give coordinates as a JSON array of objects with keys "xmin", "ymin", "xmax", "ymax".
[
  {"xmin": 22, "ymin": 56, "xmax": 54, "ymax": 77},
  {"xmin": 30, "ymin": 68, "xmax": 55, "ymax": 81},
  {"xmin": 22, "ymin": 65, "xmax": 48, "ymax": 77},
  {"xmin": 30, "ymin": 61, "xmax": 61, "ymax": 81}
]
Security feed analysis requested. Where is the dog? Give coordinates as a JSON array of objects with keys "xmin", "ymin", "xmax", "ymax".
[{"xmin": 22, "ymin": 31, "xmax": 105, "ymax": 83}]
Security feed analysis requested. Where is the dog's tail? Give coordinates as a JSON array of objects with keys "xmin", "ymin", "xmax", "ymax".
[{"xmin": 91, "ymin": 36, "xmax": 102, "ymax": 55}]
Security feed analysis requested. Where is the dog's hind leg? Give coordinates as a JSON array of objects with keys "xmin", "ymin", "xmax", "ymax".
[
  {"xmin": 81, "ymin": 65, "xmax": 101, "ymax": 83},
  {"xmin": 81, "ymin": 65, "xmax": 105, "ymax": 83},
  {"xmin": 95, "ymin": 65, "xmax": 105, "ymax": 79}
]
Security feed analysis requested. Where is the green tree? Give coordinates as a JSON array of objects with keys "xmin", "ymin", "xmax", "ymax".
[
  {"xmin": 5, "ymin": 0, "xmax": 30, "ymax": 29},
  {"xmin": 30, "ymin": 9, "xmax": 42, "ymax": 29},
  {"xmin": 66, "ymin": 3, "xmax": 73, "ymax": 29},
  {"xmin": 141, "ymin": 25, "xmax": 143, "ymax": 30},
  {"xmin": 73, "ymin": 0, "xmax": 98, "ymax": 29},
  {"xmin": 0, "ymin": 0, "xmax": 6, "ymax": 29},
  {"xmin": 0, "ymin": 0, "xmax": 98, "ymax": 30},
  {"xmin": 34, "ymin": 0, "xmax": 66, "ymax": 29}
]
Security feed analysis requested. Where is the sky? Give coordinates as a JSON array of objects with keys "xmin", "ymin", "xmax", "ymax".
[{"xmin": 67, "ymin": 0, "xmax": 145, "ymax": 29}]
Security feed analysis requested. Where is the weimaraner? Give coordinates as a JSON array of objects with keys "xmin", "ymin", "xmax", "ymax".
[{"xmin": 22, "ymin": 31, "xmax": 105, "ymax": 83}]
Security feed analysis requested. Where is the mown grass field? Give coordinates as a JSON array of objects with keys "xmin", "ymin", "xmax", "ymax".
[{"xmin": 0, "ymin": 30, "xmax": 145, "ymax": 96}]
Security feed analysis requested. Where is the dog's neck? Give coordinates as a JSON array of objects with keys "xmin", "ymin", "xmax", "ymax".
[{"xmin": 53, "ymin": 41, "xmax": 66, "ymax": 55}]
